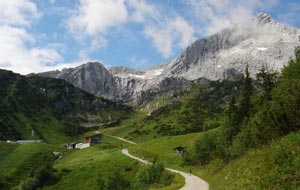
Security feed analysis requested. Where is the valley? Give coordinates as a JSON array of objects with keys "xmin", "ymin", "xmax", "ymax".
[{"xmin": 1, "ymin": 10, "xmax": 300, "ymax": 190}]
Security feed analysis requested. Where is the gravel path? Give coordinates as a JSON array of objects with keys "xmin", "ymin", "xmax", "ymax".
[
  {"xmin": 103, "ymin": 134, "xmax": 137, "ymax": 145},
  {"xmin": 121, "ymin": 149, "xmax": 209, "ymax": 190}
]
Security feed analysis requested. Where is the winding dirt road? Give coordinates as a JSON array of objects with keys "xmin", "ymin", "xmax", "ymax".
[
  {"xmin": 121, "ymin": 149, "xmax": 209, "ymax": 190},
  {"xmin": 103, "ymin": 134, "xmax": 137, "ymax": 145}
]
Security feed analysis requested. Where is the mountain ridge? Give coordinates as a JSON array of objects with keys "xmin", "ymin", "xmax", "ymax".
[
  {"xmin": 0, "ymin": 69, "xmax": 132, "ymax": 142},
  {"xmin": 36, "ymin": 13, "xmax": 300, "ymax": 105}
]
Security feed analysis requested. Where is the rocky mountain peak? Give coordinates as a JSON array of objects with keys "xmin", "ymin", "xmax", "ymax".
[
  {"xmin": 255, "ymin": 12, "xmax": 274, "ymax": 24},
  {"xmin": 37, "ymin": 14, "xmax": 300, "ymax": 106}
]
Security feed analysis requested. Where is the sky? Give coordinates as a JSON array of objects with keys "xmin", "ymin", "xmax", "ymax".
[{"xmin": 0, "ymin": 0, "xmax": 300, "ymax": 74}]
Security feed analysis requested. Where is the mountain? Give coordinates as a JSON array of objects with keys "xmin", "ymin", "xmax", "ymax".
[
  {"xmin": 0, "ymin": 69, "xmax": 132, "ymax": 143},
  {"xmin": 37, "ymin": 62, "xmax": 117, "ymax": 100},
  {"xmin": 37, "ymin": 13, "xmax": 300, "ymax": 106}
]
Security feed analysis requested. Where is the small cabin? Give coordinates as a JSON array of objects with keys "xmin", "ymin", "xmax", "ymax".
[
  {"xmin": 173, "ymin": 146, "xmax": 186, "ymax": 155},
  {"xmin": 64, "ymin": 142, "xmax": 77, "ymax": 149},
  {"xmin": 84, "ymin": 134, "xmax": 103, "ymax": 145},
  {"xmin": 75, "ymin": 142, "xmax": 90, "ymax": 149}
]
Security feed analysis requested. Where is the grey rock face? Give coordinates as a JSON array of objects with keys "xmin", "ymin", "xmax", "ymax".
[
  {"xmin": 39, "ymin": 62, "xmax": 117, "ymax": 100},
  {"xmin": 161, "ymin": 13, "xmax": 300, "ymax": 81},
  {"xmin": 37, "ymin": 13, "xmax": 300, "ymax": 105}
]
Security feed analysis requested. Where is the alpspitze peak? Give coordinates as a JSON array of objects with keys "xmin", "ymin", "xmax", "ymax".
[
  {"xmin": 36, "ymin": 12, "xmax": 300, "ymax": 106},
  {"xmin": 84, "ymin": 61, "xmax": 103, "ymax": 68},
  {"xmin": 255, "ymin": 12, "xmax": 274, "ymax": 24}
]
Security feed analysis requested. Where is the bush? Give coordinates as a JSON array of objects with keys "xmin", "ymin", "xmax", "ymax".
[
  {"xmin": 194, "ymin": 133, "xmax": 216, "ymax": 164},
  {"xmin": 135, "ymin": 161, "xmax": 164, "ymax": 189},
  {"xmin": 97, "ymin": 170, "xmax": 130, "ymax": 190},
  {"xmin": 19, "ymin": 178, "xmax": 39, "ymax": 190}
]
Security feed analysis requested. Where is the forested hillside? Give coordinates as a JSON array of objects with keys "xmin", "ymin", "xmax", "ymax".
[
  {"xmin": 0, "ymin": 70, "xmax": 132, "ymax": 143},
  {"xmin": 179, "ymin": 47, "xmax": 300, "ymax": 189}
]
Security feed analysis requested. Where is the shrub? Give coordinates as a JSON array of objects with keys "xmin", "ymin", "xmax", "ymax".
[
  {"xmin": 135, "ymin": 161, "xmax": 164, "ymax": 189},
  {"xmin": 97, "ymin": 170, "xmax": 130, "ymax": 190}
]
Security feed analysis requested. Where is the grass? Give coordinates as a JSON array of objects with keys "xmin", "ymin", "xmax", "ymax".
[
  {"xmin": 102, "ymin": 80, "xmax": 240, "ymax": 143},
  {"xmin": 125, "ymin": 129, "xmax": 300, "ymax": 190},
  {"xmin": 43, "ymin": 135, "xmax": 184, "ymax": 190},
  {"xmin": 47, "ymin": 147, "xmax": 138, "ymax": 190},
  {"xmin": 101, "ymin": 110, "xmax": 153, "ymax": 142},
  {"xmin": 198, "ymin": 132, "xmax": 300, "ymax": 190},
  {"xmin": 0, "ymin": 69, "xmax": 133, "ymax": 144},
  {"xmin": 0, "ymin": 141, "xmax": 65, "ymax": 189},
  {"xmin": 128, "ymin": 129, "xmax": 218, "ymax": 168}
]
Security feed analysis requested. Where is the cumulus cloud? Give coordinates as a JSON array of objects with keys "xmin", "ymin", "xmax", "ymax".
[
  {"xmin": 127, "ymin": 0, "xmax": 157, "ymax": 23},
  {"xmin": 0, "ymin": 0, "xmax": 63, "ymax": 74},
  {"xmin": 144, "ymin": 16, "xmax": 195, "ymax": 58},
  {"xmin": 0, "ymin": 1, "xmax": 41, "ymax": 26},
  {"xmin": 127, "ymin": 0, "xmax": 195, "ymax": 58},
  {"xmin": 184, "ymin": 0, "xmax": 278, "ymax": 36},
  {"xmin": 66, "ymin": 0, "xmax": 195, "ymax": 59},
  {"xmin": 67, "ymin": 0, "xmax": 128, "ymax": 43}
]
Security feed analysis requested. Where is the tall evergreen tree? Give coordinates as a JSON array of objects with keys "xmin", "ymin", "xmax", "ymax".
[
  {"xmin": 256, "ymin": 65, "xmax": 278, "ymax": 101},
  {"xmin": 225, "ymin": 90, "xmax": 239, "ymax": 142},
  {"xmin": 239, "ymin": 64, "xmax": 253, "ymax": 119},
  {"xmin": 294, "ymin": 46, "xmax": 300, "ymax": 60}
]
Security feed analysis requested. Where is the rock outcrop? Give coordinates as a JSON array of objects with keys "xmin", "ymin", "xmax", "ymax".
[{"xmin": 37, "ymin": 13, "xmax": 300, "ymax": 106}]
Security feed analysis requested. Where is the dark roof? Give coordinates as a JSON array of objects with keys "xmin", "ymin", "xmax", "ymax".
[{"xmin": 64, "ymin": 142, "xmax": 77, "ymax": 146}]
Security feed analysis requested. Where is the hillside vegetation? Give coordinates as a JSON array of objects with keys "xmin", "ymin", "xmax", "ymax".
[
  {"xmin": 0, "ymin": 141, "xmax": 66, "ymax": 190},
  {"xmin": 43, "ymin": 136, "xmax": 184, "ymax": 190},
  {"xmin": 116, "ymin": 48, "xmax": 300, "ymax": 189},
  {"xmin": 0, "ymin": 70, "xmax": 132, "ymax": 143},
  {"xmin": 103, "ymin": 79, "xmax": 243, "ymax": 142},
  {"xmin": 1, "ymin": 49, "xmax": 300, "ymax": 190}
]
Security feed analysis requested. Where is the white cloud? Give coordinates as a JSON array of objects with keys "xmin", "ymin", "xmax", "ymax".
[
  {"xmin": 0, "ymin": 0, "xmax": 41, "ymax": 27},
  {"xmin": 127, "ymin": 0, "xmax": 157, "ymax": 23},
  {"xmin": 184, "ymin": 0, "xmax": 278, "ymax": 36},
  {"xmin": 0, "ymin": 0, "xmax": 63, "ymax": 74},
  {"xmin": 65, "ymin": 0, "xmax": 128, "ymax": 62},
  {"xmin": 126, "ymin": 0, "xmax": 195, "ymax": 58},
  {"xmin": 144, "ymin": 16, "xmax": 195, "ymax": 58},
  {"xmin": 67, "ymin": 0, "xmax": 128, "ymax": 41},
  {"xmin": 66, "ymin": 0, "xmax": 195, "ymax": 59}
]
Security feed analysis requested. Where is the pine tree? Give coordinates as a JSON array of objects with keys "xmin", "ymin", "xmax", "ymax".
[
  {"xmin": 224, "ymin": 90, "xmax": 239, "ymax": 142},
  {"xmin": 294, "ymin": 46, "xmax": 300, "ymax": 60},
  {"xmin": 256, "ymin": 65, "xmax": 278, "ymax": 100},
  {"xmin": 239, "ymin": 64, "xmax": 253, "ymax": 119}
]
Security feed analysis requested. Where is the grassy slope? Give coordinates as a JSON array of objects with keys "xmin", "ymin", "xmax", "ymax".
[
  {"xmin": 194, "ymin": 131, "xmax": 300, "ymax": 190},
  {"xmin": 44, "ymin": 136, "xmax": 184, "ymax": 190},
  {"xmin": 0, "ymin": 141, "xmax": 65, "ymax": 189},
  {"xmin": 101, "ymin": 111, "xmax": 150, "ymax": 142},
  {"xmin": 123, "ymin": 130, "xmax": 300, "ymax": 190},
  {"xmin": 0, "ymin": 69, "xmax": 132, "ymax": 144},
  {"xmin": 103, "ymin": 80, "xmax": 242, "ymax": 143}
]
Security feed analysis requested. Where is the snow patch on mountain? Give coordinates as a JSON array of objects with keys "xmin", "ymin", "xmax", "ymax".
[
  {"xmin": 256, "ymin": 47, "xmax": 268, "ymax": 51},
  {"xmin": 127, "ymin": 69, "xmax": 164, "ymax": 79}
]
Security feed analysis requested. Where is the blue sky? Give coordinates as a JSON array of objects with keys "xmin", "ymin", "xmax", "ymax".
[{"xmin": 0, "ymin": 0, "xmax": 299, "ymax": 74}]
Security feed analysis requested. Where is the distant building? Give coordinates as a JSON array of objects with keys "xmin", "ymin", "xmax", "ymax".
[
  {"xmin": 75, "ymin": 143, "xmax": 90, "ymax": 149},
  {"xmin": 173, "ymin": 146, "xmax": 186, "ymax": 155},
  {"xmin": 63, "ymin": 134, "xmax": 103, "ymax": 150},
  {"xmin": 64, "ymin": 142, "xmax": 77, "ymax": 149},
  {"xmin": 84, "ymin": 134, "xmax": 103, "ymax": 145},
  {"xmin": 7, "ymin": 140, "xmax": 45, "ymax": 144}
]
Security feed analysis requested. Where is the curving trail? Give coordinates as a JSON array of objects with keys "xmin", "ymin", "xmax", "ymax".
[
  {"xmin": 103, "ymin": 134, "xmax": 137, "ymax": 145},
  {"xmin": 121, "ymin": 149, "xmax": 209, "ymax": 190}
]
